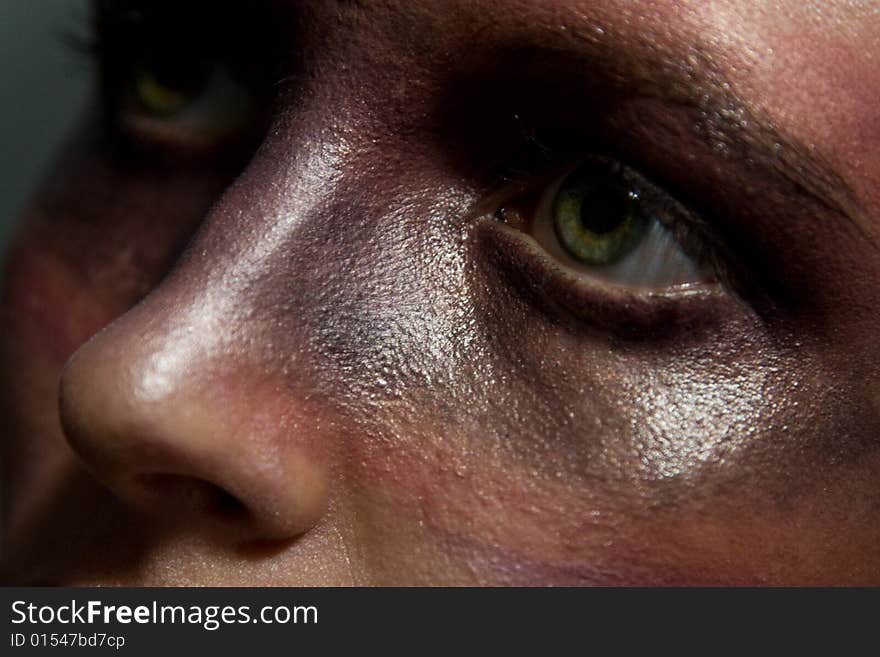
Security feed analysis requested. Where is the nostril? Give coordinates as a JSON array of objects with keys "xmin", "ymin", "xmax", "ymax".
[
  {"xmin": 135, "ymin": 473, "xmax": 250, "ymax": 524},
  {"xmin": 209, "ymin": 485, "xmax": 249, "ymax": 519},
  {"xmin": 56, "ymin": 300, "xmax": 331, "ymax": 545}
]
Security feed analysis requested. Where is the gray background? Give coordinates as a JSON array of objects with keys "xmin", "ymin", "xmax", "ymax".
[{"xmin": 0, "ymin": 0, "xmax": 90, "ymax": 249}]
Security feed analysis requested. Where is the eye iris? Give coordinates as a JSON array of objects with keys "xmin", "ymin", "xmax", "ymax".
[
  {"xmin": 133, "ymin": 56, "xmax": 211, "ymax": 118},
  {"xmin": 135, "ymin": 70, "xmax": 189, "ymax": 116},
  {"xmin": 553, "ymin": 171, "xmax": 649, "ymax": 266}
]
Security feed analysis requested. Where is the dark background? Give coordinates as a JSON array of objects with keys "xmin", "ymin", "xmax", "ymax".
[{"xmin": 0, "ymin": 0, "xmax": 90, "ymax": 250}]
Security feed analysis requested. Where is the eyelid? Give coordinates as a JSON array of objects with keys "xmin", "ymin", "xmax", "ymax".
[
  {"xmin": 474, "ymin": 148, "xmax": 777, "ymax": 339},
  {"xmin": 495, "ymin": 154, "xmax": 720, "ymax": 275},
  {"xmin": 86, "ymin": 3, "xmax": 277, "ymax": 161},
  {"xmin": 474, "ymin": 218, "xmax": 730, "ymax": 339},
  {"xmin": 116, "ymin": 65, "xmax": 261, "ymax": 154}
]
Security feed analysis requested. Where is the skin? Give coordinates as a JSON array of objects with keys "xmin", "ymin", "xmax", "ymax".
[{"xmin": 1, "ymin": 0, "xmax": 879, "ymax": 585}]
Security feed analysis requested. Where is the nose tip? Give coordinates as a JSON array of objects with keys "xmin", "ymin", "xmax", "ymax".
[{"xmin": 57, "ymin": 315, "xmax": 330, "ymax": 542}]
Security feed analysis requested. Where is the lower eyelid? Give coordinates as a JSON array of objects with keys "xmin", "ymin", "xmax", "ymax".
[
  {"xmin": 473, "ymin": 217, "xmax": 732, "ymax": 340},
  {"xmin": 118, "ymin": 111, "xmax": 243, "ymax": 154},
  {"xmin": 534, "ymin": 216, "xmax": 713, "ymax": 288}
]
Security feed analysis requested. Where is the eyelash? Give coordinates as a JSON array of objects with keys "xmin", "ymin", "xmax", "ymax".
[
  {"xmin": 489, "ymin": 137, "xmax": 736, "ymax": 288},
  {"xmin": 74, "ymin": 6, "xmax": 755, "ymax": 316}
]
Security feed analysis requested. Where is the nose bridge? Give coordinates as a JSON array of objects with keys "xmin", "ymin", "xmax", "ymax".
[
  {"xmin": 55, "ymin": 122, "xmax": 353, "ymax": 540},
  {"xmin": 69, "ymin": 70, "xmax": 371, "ymax": 413},
  {"xmin": 183, "ymin": 149, "xmax": 338, "ymax": 300},
  {"xmin": 123, "ymin": 98, "xmax": 359, "ymax": 376}
]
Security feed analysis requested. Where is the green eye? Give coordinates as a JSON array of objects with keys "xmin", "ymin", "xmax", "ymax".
[
  {"xmin": 134, "ymin": 69, "xmax": 191, "ymax": 117},
  {"xmin": 114, "ymin": 53, "xmax": 261, "ymax": 152},
  {"xmin": 495, "ymin": 157, "xmax": 714, "ymax": 290},
  {"xmin": 553, "ymin": 168, "xmax": 650, "ymax": 266},
  {"xmin": 133, "ymin": 57, "xmax": 211, "ymax": 118}
]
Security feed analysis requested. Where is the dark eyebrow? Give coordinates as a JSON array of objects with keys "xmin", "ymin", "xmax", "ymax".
[
  {"xmin": 661, "ymin": 54, "xmax": 864, "ymax": 228},
  {"xmin": 294, "ymin": 1, "xmax": 864, "ymax": 232},
  {"xmin": 438, "ymin": 9, "xmax": 868, "ymax": 237},
  {"xmin": 564, "ymin": 23, "xmax": 862, "ymax": 225}
]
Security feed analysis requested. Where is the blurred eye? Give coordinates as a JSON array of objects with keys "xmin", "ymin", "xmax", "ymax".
[
  {"xmin": 133, "ymin": 56, "xmax": 210, "ymax": 117},
  {"xmin": 90, "ymin": 4, "xmax": 275, "ymax": 156},
  {"xmin": 498, "ymin": 158, "xmax": 716, "ymax": 290},
  {"xmin": 119, "ymin": 54, "xmax": 259, "ymax": 151}
]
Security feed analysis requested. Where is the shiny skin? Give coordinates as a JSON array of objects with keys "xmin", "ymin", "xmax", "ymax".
[{"xmin": 1, "ymin": 0, "xmax": 879, "ymax": 585}]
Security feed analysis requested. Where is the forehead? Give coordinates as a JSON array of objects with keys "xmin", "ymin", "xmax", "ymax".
[
  {"xmin": 294, "ymin": 0, "xmax": 879, "ymax": 91},
  {"xmin": 366, "ymin": 0, "xmax": 880, "ymax": 219},
  {"xmin": 287, "ymin": 0, "xmax": 880, "ymax": 203},
  {"xmin": 117, "ymin": 0, "xmax": 880, "ymax": 221},
  {"xmin": 313, "ymin": 0, "xmax": 880, "ymax": 36}
]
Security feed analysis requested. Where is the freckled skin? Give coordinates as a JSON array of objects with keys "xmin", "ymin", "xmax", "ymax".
[{"xmin": 1, "ymin": 0, "xmax": 879, "ymax": 585}]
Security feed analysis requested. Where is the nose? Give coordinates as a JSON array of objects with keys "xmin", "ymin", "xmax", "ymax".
[{"xmin": 57, "ymin": 283, "xmax": 330, "ymax": 542}]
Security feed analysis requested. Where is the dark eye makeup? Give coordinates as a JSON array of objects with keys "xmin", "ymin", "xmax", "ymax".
[
  {"xmin": 76, "ymin": 1, "xmax": 794, "ymax": 335},
  {"xmin": 493, "ymin": 154, "xmax": 722, "ymax": 290}
]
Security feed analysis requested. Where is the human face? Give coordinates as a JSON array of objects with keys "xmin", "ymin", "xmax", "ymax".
[{"xmin": 1, "ymin": 0, "xmax": 879, "ymax": 585}]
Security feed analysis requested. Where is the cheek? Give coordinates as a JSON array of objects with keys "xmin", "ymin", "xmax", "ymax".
[
  {"xmin": 8, "ymin": 108, "xmax": 879, "ymax": 584},
  {"xmin": 221, "ymin": 171, "xmax": 877, "ymax": 583}
]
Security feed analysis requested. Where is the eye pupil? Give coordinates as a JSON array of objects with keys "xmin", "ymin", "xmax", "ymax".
[
  {"xmin": 553, "ymin": 167, "xmax": 648, "ymax": 266},
  {"xmin": 576, "ymin": 181, "xmax": 631, "ymax": 235}
]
